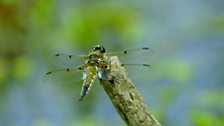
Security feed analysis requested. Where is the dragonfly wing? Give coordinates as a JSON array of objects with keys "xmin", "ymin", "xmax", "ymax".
[
  {"xmin": 43, "ymin": 66, "xmax": 83, "ymax": 84},
  {"xmin": 52, "ymin": 53, "xmax": 88, "ymax": 67},
  {"xmin": 121, "ymin": 63, "xmax": 151, "ymax": 67},
  {"xmin": 105, "ymin": 47, "xmax": 151, "ymax": 56},
  {"xmin": 121, "ymin": 63, "xmax": 152, "ymax": 82}
]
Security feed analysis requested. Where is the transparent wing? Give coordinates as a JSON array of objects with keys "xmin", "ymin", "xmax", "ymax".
[
  {"xmin": 54, "ymin": 53, "xmax": 88, "ymax": 60},
  {"xmin": 105, "ymin": 47, "xmax": 152, "ymax": 56},
  {"xmin": 106, "ymin": 48, "xmax": 152, "ymax": 70},
  {"xmin": 43, "ymin": 66, "xmax": 83, "ymax": 84},
  {"xmin": 121, "ymin": 63, "xmax": 153, "ymax": 82},
  {"xmin": 121, "ymin": 63, "xmax": 151, "ymax": 67},
  {"xmin": 52, "ymin": 53, "xmax": 88, "ymax": 67}
]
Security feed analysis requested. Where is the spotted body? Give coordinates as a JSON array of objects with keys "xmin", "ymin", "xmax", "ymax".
[{"xmin": 78, "ymin": 45, "xmax": 110, "ymax": 101}]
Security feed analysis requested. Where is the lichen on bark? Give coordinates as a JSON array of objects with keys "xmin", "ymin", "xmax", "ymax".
[{"xmin": 100, "ymin": 56, "xmax": 161, "ymax": 126}]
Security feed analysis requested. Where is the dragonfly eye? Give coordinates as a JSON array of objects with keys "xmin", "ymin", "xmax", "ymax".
[{"xmin": 92, "ymin": 45, "xmax": 105, "ymax": 53}]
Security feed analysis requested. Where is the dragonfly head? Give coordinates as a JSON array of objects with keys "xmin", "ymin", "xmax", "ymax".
[{"xmin": 91, "ymin": 45, "xmax": 105, "ymax": 53}]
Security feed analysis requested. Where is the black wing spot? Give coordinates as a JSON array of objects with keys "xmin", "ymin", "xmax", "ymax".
[
  {"xmin": 121, "ymin": 64, "xmax": 124, "ymax": 67},
  {"xmin": 55, "ymin": 54, "xmax": 60, "ymax": 56},
  {"xmin": 124, "ymin": 51, "xmax": 127, "ymax": 54},
  {"xmin": 66, "ymin": 68, "xmax": 70, "ymax": 71},
  {"xmin": 143, "ymin": 64, "xmax": 151, "ymax": 67},
  {"xmin": 46, "ymin": 72, "xmax": 52, "ymax": 75},
  {"xmin": 69, "ymin": 55, "xmax": 72, "ymax": 58},
  {"xmin": 142, "ymin": 47, "xmax": 149, "ymax": 50}
]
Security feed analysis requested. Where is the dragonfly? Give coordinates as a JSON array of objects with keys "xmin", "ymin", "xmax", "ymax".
[{"xmin": 45, "ymin": 45, "xmax": 150, "ymax": 101}]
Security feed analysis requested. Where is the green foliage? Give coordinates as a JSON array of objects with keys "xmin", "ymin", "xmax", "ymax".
[{"xmin": 191, "ymin": 111, "xmax": 224, "ymax": 126}]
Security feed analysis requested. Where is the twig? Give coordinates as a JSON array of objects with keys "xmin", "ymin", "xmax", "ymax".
[{"xmin": 100, "ymin": 56, "xmax": 161, "ymax": 126}]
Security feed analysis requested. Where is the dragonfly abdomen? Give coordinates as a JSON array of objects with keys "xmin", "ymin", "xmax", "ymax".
[{"xmin": 79, "ymin": 66, "xmax": 97, "ymax": 101}]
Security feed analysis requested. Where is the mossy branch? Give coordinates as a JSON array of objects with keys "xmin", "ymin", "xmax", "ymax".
[{"xmin": 100, "ymin": 56, "xmax": 161, "ymax": 126}]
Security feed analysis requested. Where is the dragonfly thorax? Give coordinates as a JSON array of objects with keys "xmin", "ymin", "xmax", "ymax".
[
  {"xmin": 86, "ymin": 54, "xmax": 99, "ymax": 65},
  {"xmin": 87, "ymin": 59, "xmax": 98, "ymax": 66}
]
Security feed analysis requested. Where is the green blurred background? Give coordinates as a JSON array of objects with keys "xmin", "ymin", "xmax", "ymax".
[{"xmin": 0, "ymin": 0, "xmax": 224, "ymax": 126}]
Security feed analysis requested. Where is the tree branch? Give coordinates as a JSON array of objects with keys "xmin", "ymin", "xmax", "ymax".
[{"xmin": 100, "ymin": 56, "xmax": 161, "ymax": 126}]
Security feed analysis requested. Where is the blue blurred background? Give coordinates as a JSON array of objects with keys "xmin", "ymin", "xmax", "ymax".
[{"xmin": 0, "ymin": 0, "xmax": 224, "ymax": 126}]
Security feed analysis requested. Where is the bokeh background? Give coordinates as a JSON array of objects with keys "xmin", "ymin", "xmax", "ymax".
[{"xmin": 0, "ymin": 0, "xmax": 224, "ymax": 126}]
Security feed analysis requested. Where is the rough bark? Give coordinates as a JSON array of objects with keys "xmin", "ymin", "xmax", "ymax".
[{"xmin": 100, "ymin": 56, "xmax": 161, "ymax": 126}]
